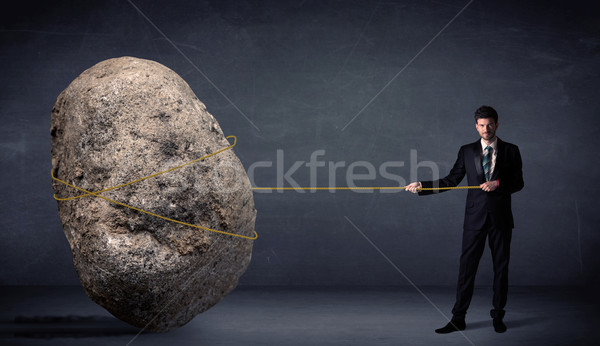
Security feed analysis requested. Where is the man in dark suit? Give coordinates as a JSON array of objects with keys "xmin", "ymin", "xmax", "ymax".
[{"xmin": 405, "ymin": 105, "xmax": 524, "ymax": 333}]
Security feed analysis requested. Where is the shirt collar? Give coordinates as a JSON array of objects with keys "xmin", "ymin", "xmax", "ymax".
[{"xmin": 481, "ymin": 137, "xmax": 498, "ymax": 152}]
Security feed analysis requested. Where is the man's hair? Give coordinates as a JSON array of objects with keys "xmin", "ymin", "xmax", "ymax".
[{"xmin": 474, "ymin": 105, "xmax": 498, "ymax": 123}]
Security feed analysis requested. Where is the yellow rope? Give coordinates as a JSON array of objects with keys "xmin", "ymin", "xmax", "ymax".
[
  {"xmin": 52, "ymin": 134, "xmax": 481, "ymax": 240},
  {"xmin": 251, "ymin": 186, "xmax": 480, "ymax": 191},
  {"xmin": 52, "ymin": 135, "xmax": 258, "ymax": 240}
]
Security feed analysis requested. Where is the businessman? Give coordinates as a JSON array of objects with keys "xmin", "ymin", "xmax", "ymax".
[{"xmin": 406, "ymin": 106, "xmax": 523, "ymax": 333}]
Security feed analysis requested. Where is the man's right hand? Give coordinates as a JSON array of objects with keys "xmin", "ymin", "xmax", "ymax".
[{"xmin": 405, "ymin": 182, "xmax": 422, "ymax": 194}]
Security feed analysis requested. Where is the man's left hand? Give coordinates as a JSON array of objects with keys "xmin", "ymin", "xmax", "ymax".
[{"xmin": 480, "ymin": 180, "xmax": 499, "ymax": 192}]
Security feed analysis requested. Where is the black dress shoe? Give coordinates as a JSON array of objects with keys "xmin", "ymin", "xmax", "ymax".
[
  {"xmin": 493, "ymin": 318, "xmax": 507, "ymax": 333},
  {"xmin": 435, "ymin": 319, "xmax": 466, "ymax": 334}
]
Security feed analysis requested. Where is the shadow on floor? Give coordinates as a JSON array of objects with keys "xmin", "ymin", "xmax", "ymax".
[
  {"xmin": 466, "ymin": 316, "xmax": 542, "ymax": 331},
  {"xmin": 0, "ymin": 315, "xmax": 141, "ymax": 339}
]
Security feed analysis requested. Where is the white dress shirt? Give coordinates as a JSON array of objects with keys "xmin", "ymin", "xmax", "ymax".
[{"xmin": 481, "ymin": 137, "xmax": 498, "ymax": 179}]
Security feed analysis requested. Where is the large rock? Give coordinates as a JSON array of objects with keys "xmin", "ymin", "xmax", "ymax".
[{"xmin": 50, "ymin": 57, "xmax": 256, "ymax": 332}]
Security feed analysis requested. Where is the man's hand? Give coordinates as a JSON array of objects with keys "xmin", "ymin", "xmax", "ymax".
[
  {"xmin": 405, "ymin": 182, "xmax": 422, "ymax": 194},
  {"xmin": 480, "ymin": 180, "xmax": 499, "ymax": 192}
]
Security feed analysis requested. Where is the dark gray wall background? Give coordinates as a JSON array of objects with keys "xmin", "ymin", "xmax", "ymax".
[{"xmin": 1, "ymin": 0, "xmax": 599, "ymax": 286}]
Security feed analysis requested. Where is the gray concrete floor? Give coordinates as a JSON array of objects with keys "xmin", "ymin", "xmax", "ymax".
[{"xmin": 1, "ymin": 285, "xmax": 598, "ymax": 345}]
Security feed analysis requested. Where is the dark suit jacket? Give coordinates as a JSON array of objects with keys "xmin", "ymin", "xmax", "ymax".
[{"xmin": 419, "ymin": 138, "xmax": 524, "ymax": 230}]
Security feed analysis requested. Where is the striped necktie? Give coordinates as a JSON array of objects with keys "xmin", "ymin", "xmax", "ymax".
[{"xmin": 483, "ymin": 146, "xmax": 492, "ymax": 181}]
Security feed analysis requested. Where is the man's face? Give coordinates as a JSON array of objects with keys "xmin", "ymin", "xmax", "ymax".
[{"xmin": 476, "ymin": 118, "xmax": 498, "ymax": 142}]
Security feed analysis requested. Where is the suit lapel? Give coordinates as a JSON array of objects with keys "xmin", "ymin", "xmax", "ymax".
[{"xmin": 472, "ymin": 140, "xmax": 484, "ymax": 180}]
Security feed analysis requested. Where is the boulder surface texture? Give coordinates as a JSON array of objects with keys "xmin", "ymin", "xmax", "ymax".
[{"xmin": 50, "ymin": 56, "xmax": 256, "ymax": 332}]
